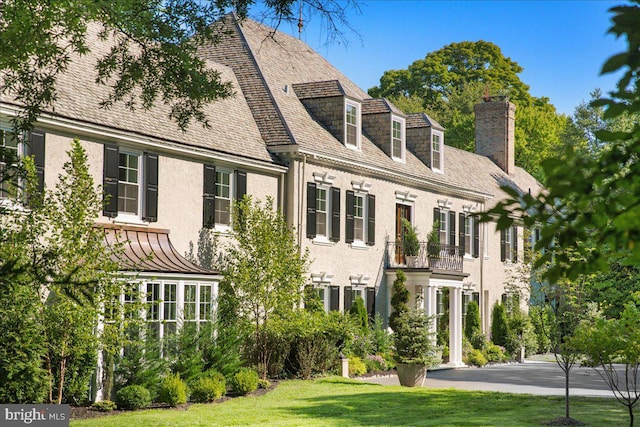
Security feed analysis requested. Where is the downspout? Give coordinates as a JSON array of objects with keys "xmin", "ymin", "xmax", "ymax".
[{"xmin": 297, "ymin": 154, "xmax": 307, "ymax": 253}]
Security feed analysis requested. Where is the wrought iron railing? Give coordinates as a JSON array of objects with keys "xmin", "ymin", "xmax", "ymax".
[{"xmin": 385, "ymin": 240, "xmax": 464, "ymax": 272}]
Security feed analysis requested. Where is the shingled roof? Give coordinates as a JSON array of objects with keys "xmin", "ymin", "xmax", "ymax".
[
  {"xmin": 0, "ymin": 22, "xmax": 276, "ymax": 166},
  {"xmin": 362, "ymin": 98, "xmax": 405, "ymax": 116},
  {"xmin": 201, "ymin": 15, "xmax": 542, "ymax": 206}
]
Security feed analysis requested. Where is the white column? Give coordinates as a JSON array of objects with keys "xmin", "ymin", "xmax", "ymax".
[
  {"xmin": 447, "ymin": 286, "xmax": 465, "ymax": 367},
  {"xmin": 424, "ymin": 285, "xmax": 438, "ymax": 338}
]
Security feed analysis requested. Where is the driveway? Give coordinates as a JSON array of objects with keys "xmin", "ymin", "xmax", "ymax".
[{"xmin": 362, "ymin": 361, "xmax": 614, "ymax": 397}]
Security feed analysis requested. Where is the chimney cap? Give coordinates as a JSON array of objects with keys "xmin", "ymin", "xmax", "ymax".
[{"xmin": 482, "ymin": 94, "xmax": 509, "ymax": 103}]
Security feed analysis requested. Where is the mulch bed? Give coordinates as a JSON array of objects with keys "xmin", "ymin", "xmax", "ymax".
[{"xmin": 70, "ymin": 380, "xmax": 280, "ymax": 421}]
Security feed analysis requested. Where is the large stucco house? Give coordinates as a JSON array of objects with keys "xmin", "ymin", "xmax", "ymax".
[{"xmin": 0, "ymin": 15, "xmax": 542, "ymax": 371}]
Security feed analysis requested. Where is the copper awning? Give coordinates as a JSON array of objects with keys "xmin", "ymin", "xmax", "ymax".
[{"xmin": 101, "ymin": 224, "xmax": 216, "ymax": 275}]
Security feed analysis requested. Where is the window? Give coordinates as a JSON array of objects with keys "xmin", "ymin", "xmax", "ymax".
[
  {"xmin": 199, "ymin": 284, "xmax": 213, "ymax": 321},
  {"xmin": 346, "ymin": 191, "xmax": 375, "ymax": 245},
  {"xmin": 184, "ymin": 284, "xmax": 197, "ymax": 321},
  {"xmin": 183, "ymin": 282, "xmax": 214, "ymax": 324},
  {"xmin": 439, "ymin": 210, "xmax": 448, "ymax": 244},
  {"xmin": 459, "ymin": 213, "xmax": 480, "ymax": 258},
  {"xmin": 501, "ymin": 226, "xmax": 518, "ymax": 262},
  {"xmin": 391, "ymin": 118, "xmax": 405, "ymax": 161},
  {"xmin": 0, "ymin": 128, "xmax": 20, "ymax": 198},
  {"xmin": 306, "ymin": 182, "xmax": 340, "ymax": 242},
  {"xmin": 103, "ymin": 145, "xmax": 158, "ymax": 222},
  {"xmin": 203, "ymin": 166, "xmax": 247, "ymax": 228},
  {"xmin": 353, "ymin": 194, "xmax": 364, "ymax": 241},
  {"xmin": 431, "ymin": 131, "xmax": 444, "ymax": 171},
  {"xmin": 345, "ymin": 100, "xmax": 361, "ymax": 148}
]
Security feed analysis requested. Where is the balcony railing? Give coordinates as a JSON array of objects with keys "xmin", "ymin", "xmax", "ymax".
[{"xmin": 385, "ymin": 240, "xmax": 464, "ymax": 272}]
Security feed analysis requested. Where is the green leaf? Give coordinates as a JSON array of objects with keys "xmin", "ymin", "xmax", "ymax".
[{"xmin": 600, "ymin": 53, "xmax": 629, "ymax": 74}]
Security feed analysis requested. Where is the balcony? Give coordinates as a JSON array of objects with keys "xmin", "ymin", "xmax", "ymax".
[{"xmin": 385, "ymin": 240, "xmax": 464, "ymax": 272}]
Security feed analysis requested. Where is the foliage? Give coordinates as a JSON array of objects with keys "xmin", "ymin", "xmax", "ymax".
[
  {"xmin": 229, "ymin": 368, "xmax": 259, "ymax": 396},
  {"xmin": 158, "ymin": 374, "xmax": 188, "ymax": 407},
  {"xmin": 115, "ymin": 338, "xmax": 169, "ymax": 401},
  {"xmin": 184, "ymin": 228, "xmax": 222, "ymax": 271},
  {"xmin": 469, "ymin": 332, "xmax": 488, "ymax": 352},
  {"xmin": 478, "ymin": 1, "xmax": 640, "ymax": 283},
  {"xmin": 529, "ymin": 306, "xmax": 554, "ymax": 354},
  {"xmin": 347, "ymin": 357, "xmax": 367, "ymax": 376},
  {"xmin": 349, "ymin": 296, "xmax": 369, "ymax": 332},
  {"xmin": 464, "ymin": 301, "xmax": 481, "ymax": 341},
  {"xmin": 0, "ymin": 0, "xmax": 360, "ymax": 132},
  {"xmin": 401, "ymin": 218, "xmax": 420, "ymax": 257},
  {"xmin": 368, "ymin": 315, "xmax": 394, "ymax": 356},
  {"xmin": 116, "ymin": 385, "xmax": 152, "ymax": 410},
  {"xmin": 572, "ymin": 300, "xmax": 640, "ymax": 427},
  {"xmin": 504, "ymin": 307, "xmax": 537, "ymax": 357},
  {"xmin": 584, "ymin": 262, "xmax": 640, "ymax": 319},
  {"xmin": 303, "ymin": 285, "xmax": 325, "ymax": 313},
  {"xmin": 189, "ymin": 370, "xmax": 227, "ymax": 402},
  {"xmin": 90, "ymin": 400, "xmax": 117, "ymax": 412},
  {"xmin": 465, "ymin": 349, "xmax": 488, "ymax": 367},
  {"xmin": 491, "ymin": 303, "xmax": 508, "ymax": 347},
  {"xmin": 483, "ymin": 343, "xmax": 507, "ymax": 363},
  {"xmin": 389, "ymin": 270, "xmax": 410, "ymax": 332},
  {"xmin": 364, "ymin": 355, "xmax": 389, "ymax": 373},
  {"xmin": 222, "ymin": 196, "xmax": 309, "ymax": 378},
  {"xmin": 258, "ymin": 379, "xmax": 271, "ymax": 389},
  {"xmin": 393, "ymin": 308, "xmax": 438, "ymax": 366}
]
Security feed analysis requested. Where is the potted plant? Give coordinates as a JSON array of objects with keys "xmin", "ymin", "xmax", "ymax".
[
  {"xmin": 401, "ymin": 219, "xmax": 420, "ymax": 267},
  {"xmin": 393, "ymin": 308, "xmax": 439, "ymax": 387}
]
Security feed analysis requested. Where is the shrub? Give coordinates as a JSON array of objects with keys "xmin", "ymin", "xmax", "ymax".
[
  {"xmin": 464, "ymin": 301, "xmax": 481, "ymax": 341},
  {"xmin": 369, "ymin": 315, "xmax": 393, "ymax": 355},
  {"xmin": 393, "ymin": 308, "xmax": 438, "ymax": 366},
  {"xmin": 257, "ymin": 379, "xmax": 271, "ymax": 389},
  {"xmin": 348, "ymin": 356, "xmax": 367, "ymax": 376},
  {"xmin": 116, "ymin": 385, "xmax": 151, "ymax": 410},
  {"xmin": 230, "ymin": 368, "xmax": 259, "ymax": 396},
  {"xmin": 349, "ymin": 297, "xmax": 369, "ymax": 332},
  {"xmin": 484, "ymin": 343, "xmax": 506, "ymax": 363},
  {"xmin": 491, "ymin": 303, "xmax": 508, "ymax": 347},
  {"xmin": 529, "ymin": 306, "xmax": 553, "ymax": 354},
  {"xmin": 466, "ymin": 349, "xmax": 488, "ymax": 367},
  {"xmin": 469, "ymin": 331, "xmax": 488, "ymax": 351},
  {"xmin": 389, "ymin": 271, "xmax": 410, "ymax": 332},
  {"xmin": 364, "ymin": 354, "xmax": 388, "ymax": 373},
  {"xmin": 190, "ymin": 377, "xmax": 226, "ymax": 403},
  {"xmin": 158, "ymin": 374, "xmax": 188, "ymax": 406},
  {"xmin": 91, "ymin": 400, "xmax": 117, "ymax": 412}
]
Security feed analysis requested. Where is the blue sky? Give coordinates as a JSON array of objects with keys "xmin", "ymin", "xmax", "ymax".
[{"xmin": 265, "ymin": 1, "xmax": 626, "ymax": 116}]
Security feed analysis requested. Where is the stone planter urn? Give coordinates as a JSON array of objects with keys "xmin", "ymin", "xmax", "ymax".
[
  {"xmin": 405, "ymin": 255, "xmax": 419, "ymax": 268},
  {"xmin": 396, "ymin": 363, "xmax": 427, "ymax": 387}
]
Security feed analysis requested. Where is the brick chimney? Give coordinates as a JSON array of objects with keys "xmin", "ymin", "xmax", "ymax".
[{"xmin": 474, "ymin": 97, "xmax": 516, "ymax": 175}]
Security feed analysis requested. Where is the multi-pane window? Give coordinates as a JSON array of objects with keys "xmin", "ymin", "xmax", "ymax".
[
  {"xmin": 316, "ymin": 187, "xmax": 328, "ymax": 237},
  {"xmin": 164, "ymin": 283, "xmax": 177, "ymax": 337},
  {"xmin": 215, "ymin": 170, "xmax": 231, "ymax": 225},
  {"xmin": 146, "ymin": 282, "xmax": 161, "ymax": 339},
  {"xmin": 345, "ymin": 102, "xmax": 359, "ymax": 147},
  {"xmin": 464, "ymin": 216, "xmax": 472, "ymax": 255},
  {"xmin": 199, "ymin": 285, "xmax": 213, "ymax": 321},
  {"xmin": 353, "ymin": 194, "xmax": 364, "ymax": 241},
  {"xmin": 439, "ymin": 210, "xmax": 448, "ymax": 244},
  {"xmin": 432, "ymin": 133, "xmax": 442, "ymax": 171},
  {"xmin": 502, "ymin": 226, "xmax": 518, "ymax": 262},
  {"xmin": 118, "ymin": 152, "xmax": 140, "ymax": 215},
  {"xmin": 0, "ymin": 129, "xmax": 20, "ymax": 197},
  {"xmin": 184, "ymin": 284, "xmax": 197, "ymax": 321},
  {"xmin": 392, "ymin": 119, "xmax": 403, "ymax": 160}
]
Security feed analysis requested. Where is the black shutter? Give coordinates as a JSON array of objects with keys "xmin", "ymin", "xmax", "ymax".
[
  {"xmin": 103, "ymin": 144, "xmax": 119, "ymax": 218},
  {"xmin": 366, "ymin": 287, "xmax": 376, "ymax": 321},
  {"xmin": 343, "ymin": 286, "xmax": 353, "ymax": 312},
  {"xmin": 367, "ymin": 194, "xmax": 375, "ymax": 245},
  {"xmin": 29, "ymin": 130, "xmax": 45, "ymax": 194},
  {"xmin": 329, "ymin": 286, "xmax": 340, "ymax": 312},
  {"xmin": 203, "ymin": 164, "xmax": 216, "ymax": 228},
  {"xmin": 345, "ymin": 190, "xmax": 354, "ymax": 243},
  {"xmin": 513, "ymin": 226, "xmax": 518, "ymax": 262},
  {"xmin": 459, "ymin": 212, "xmax": 465, "ymax": 254},
  {"xmin": 235, "ymin": 170, "xmax": 247, "ymax": 201},
  {"xmin": 449, "ymin": 210, "xmax": 456, "ymax": 254},
  {"xmin": 306, "ymin": 182, "xmax": 317, "ymax": 239},
  {"xmin": 433, "ymin": 207, "xmax": 440, "ymax": 230},
  {"xmin": 473, "ymin": 217, "xmax": 480, "ymax": 258},
  {"xmin": 143, "ymin": 152, "xmax": 158, "ymax": 222},
  {"xmin": 500, "ymin": 228, "xmax": 506, "ymax": 262},
  {"xmin": 330, "ymin": 187, "xmax": 340, "ymax": 242}
]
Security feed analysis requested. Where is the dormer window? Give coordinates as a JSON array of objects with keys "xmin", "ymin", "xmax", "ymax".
[
  {"xmin": 391, "ymin": 117, "xmax": 405, "ymax": 162},
  {"xmin": 345, "ymin": 100, "xmax": 361, "ymax": 149},
  {"xmin": 431, "ymin": 130, "xmax": 444, "ymax": 172}
]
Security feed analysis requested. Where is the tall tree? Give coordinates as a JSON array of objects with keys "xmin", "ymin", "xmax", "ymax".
[{"xmin": 0, "ymin": 0, "xmax": 360, "ymax": 132}]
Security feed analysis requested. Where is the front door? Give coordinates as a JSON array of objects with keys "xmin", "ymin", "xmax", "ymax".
[{"xmin": 395, "ymin": 204, "xmax": 412, "ymax": 264}]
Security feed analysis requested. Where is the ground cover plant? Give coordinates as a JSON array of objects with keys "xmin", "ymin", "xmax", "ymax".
[{"xmin": 70, "ymin": 378, "xmax": 625, "ymax": 427}]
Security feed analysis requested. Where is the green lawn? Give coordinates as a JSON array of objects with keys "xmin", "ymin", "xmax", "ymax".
[{"xmin": 71, "ymin": 377, "xmax": 625, "ymax": 427}]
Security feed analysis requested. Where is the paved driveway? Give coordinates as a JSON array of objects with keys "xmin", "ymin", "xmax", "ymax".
[{"xmin": 363, "ymin": 361, "xmax": 614, "ymax": 397}]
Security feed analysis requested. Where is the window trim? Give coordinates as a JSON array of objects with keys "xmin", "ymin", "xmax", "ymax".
[
  {"xmin": 344, "ymin": 99, "xmax": 361, "ymax": 150},
  {"xmin": 116, "ymin": 149, "xmax": 143, "ymax": 223},
  {"xmin": 214, "ymin": 168, "xmax": 233, "ymax": 229},
  {"xmin": 431, "ymin": 130, "xmax": 444, "ymax": 173},
  {"xmin": 0, "ymin": 126, "xmax": 24, "ymax": 200},
  {"xmin": 391, "ymin": 116, "xmax": 406, "ymax": 163}
]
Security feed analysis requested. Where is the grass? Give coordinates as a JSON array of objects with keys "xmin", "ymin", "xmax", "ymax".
[{"xmin": 71, "ymin": 377, "xmax": 626, "ymax": 427}]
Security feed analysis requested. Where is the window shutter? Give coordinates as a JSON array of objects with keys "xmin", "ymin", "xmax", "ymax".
[
  {"xmin": 367, "ymin": 194, "xmax": 375, "ymax": 245},
  {"xmin": 330, "ymin": 187, "xmax": 340, "ymax": 242},
  {"xmin": 345, "ymin": 190, "xmax": 354, "ymax": 243},
  {"xmin": 459, "ymin": 213, "xmax": 465, "ymax": 253},
  {"xmin": 449, "ymin": 210, "xmax": 456, "ymax": 254},
  {"xmin": 500, "ymin": 228, "xmax": 506, "ymax": 262},
  {"xmin": 473, "ymin": 217, "xmax": 480, "ymax": 258},
  {"xmin": 343, "ymin": 286, "xmax": 353, "ymax": 312},
  {"xmin": 433, "ymin": 207, "xmax": 440, "ymax": 229},
  {"xmin": 29, "ymin": 130, "xmax": 45, "ymax": 194},
  {"xmin": 306, "ymin": 182, "xmax": 317, "ymax": 239},
  {"xmin": 235, "ymin": 170, "xmax": 247, "ymax": 201},
  {"xmin": 103, "ymin": 144, "xmax": 119, "ymax": 218},
  {"xmin": 329, "ymin": 286, "xmax": 340, "ymax": 312},
  {"xmin": 143, "ymin": 152, "xmax": 159, "ymax": 222},
  {"xmin": 203, "ymin": 164, "xmax": 216, "ymax": 228},
  {"xmin": 366, "ymin": 287, "xmax": 376, "ymax": 321},
  {"xmin": 512, "ymin": 226, "xmax": 518, "ymax": 262}
]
